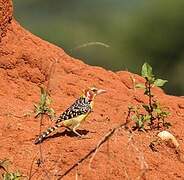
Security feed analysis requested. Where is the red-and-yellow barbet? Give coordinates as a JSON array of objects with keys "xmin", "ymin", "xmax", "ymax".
[{"xmin": 34, "ymin": 87, "xmax": 106, "ymax": 144}]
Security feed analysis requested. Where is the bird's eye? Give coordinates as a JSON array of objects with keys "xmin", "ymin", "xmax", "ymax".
[{"xmin": 92, "ymin": 88, "xmax": 97, "ymax": 92}]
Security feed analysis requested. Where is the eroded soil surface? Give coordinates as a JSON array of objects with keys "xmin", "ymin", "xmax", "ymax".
[{"xmin": 0, "ymin": 2, "xmax": 184, "ymax": 179}]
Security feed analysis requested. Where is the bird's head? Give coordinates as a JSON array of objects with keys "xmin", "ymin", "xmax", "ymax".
[{"xmin": 82, "ymin": 87, "xmax": 106, "ymax": 101}]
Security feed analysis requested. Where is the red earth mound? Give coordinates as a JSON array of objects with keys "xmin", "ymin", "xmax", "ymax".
[{"xmin": 0, "ymin": 1, "xmax": 184, "ymax": 179}]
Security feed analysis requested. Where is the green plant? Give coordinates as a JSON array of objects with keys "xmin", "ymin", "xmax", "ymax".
[
  {"xmin": 34, "ymin": 86, "xmax": 55, "ymax": 119},
  {"xmin": 34, "ymin": 86, "xmax": 56, "ymax": 165},
  {"xmin": 0, "ymin": 159, "xmax": 22, "ymax": 180},
  {"xmin": 2, "ymin": 172, "xmax": 21, "ymax": 180},
  {"xmin": 131, "ymin": 62, "xmax": 170, "ymax": 130},
  {"xmin": 128, "ymin": 105, "xmax": 151, "ymax": 130}
]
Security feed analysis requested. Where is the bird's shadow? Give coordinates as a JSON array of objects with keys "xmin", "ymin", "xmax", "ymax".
[{"xmin": 44, "ymin": 129, "xmax": 89, "ymax": 142}]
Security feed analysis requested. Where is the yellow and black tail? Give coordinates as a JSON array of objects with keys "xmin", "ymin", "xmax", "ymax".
[{"xmin": 34, "ymin": 124, "xmax": 63, "ymax": 144}]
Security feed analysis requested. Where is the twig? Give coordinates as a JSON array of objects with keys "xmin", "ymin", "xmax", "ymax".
[
  {"xmin": 56, "ymin": 111, "xmax": 131, "ymax": 179},
  {"xmin": 38, "ymin": 114, "xmax": 44, "ymax": 166},
  {"xmin": 28, "ymin": 155, "xmax": 51, "ymax": 180},
  {"xmin": 28, "ymin": 154, "xmax": 38, "ymax": 180}
]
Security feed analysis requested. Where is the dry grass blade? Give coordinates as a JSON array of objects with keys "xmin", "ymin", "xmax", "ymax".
[
  {"xmin": 70, "ymin": 41, "xmax": 110, "ymax": 52},
  {"xmin": 46, "ymin": 58, "xmax": 58, "ymax": 94}
]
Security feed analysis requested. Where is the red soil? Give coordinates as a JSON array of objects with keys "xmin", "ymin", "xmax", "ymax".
[{"xmin": 0, "ymin": 1, "xmax": 184, "ymax": 179}]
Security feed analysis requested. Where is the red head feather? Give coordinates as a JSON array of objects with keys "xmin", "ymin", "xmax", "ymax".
[{"xmin": 83, "ymin": 87, "xmax": 106, "ymax": 101}]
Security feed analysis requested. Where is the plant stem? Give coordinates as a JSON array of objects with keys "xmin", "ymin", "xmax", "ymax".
[
  {"xmin": 146, "ymin": 79, "xmax": 154, "ymax": 125},
  {"xmin": 148, "ymin": 82, "xmax": 152, "ymax": 112},
  {"xmin": 38, "ymin": 114, "xmax": 44, "ymax": 166}
]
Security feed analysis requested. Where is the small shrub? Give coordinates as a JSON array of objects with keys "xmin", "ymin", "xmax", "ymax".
[
  {"xmin": 34, "ymin": 86, "xmax": 55, "ymax": 119},
  {"xmin": 130, "ymin": 62, "xmax": 170, "ymax": 130},
  {"xmin": 0, "ymin": 159, "xmax": 22, "ymax": 180}
]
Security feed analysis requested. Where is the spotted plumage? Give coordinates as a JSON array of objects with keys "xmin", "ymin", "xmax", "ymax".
[
  {"xmin": 56, "ymin": 97, "xmax": 92, "ymax": 122},
  {"xmin": 34, "ymin": 87, "xmax": 106, "ymax": 144}
]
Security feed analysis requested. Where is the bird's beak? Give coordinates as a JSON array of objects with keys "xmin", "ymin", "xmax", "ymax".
[{"xmin": 97, "ymin": 89, "xmax": 107, "ymax": 95}]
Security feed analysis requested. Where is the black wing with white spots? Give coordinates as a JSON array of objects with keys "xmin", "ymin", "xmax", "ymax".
[{"xmin": 56, "ymin": 97, "xmax": 92, "ymax": 123}]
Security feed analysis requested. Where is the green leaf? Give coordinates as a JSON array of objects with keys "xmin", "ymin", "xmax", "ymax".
[
  {"xmin": 154, "ymin": 108, "xmax": 162, "ymax": 114},
  {"xmin": 154, "ymin": 79, "xmax": 168, "ymax": 87},
  {"xmin": 137, "ymin": 119, "xmax": 143, "ymax": 128},
  {"xmin": 149, "ymin": 77, "xmax": 155, "ymax": 84},
  {"xmin": 46, "ymin": 108, "xmax": 56, "ymax": 119},
  {"xmin": 135, "ymin": 83, "xmax": 145, "ymax": 89},
  {"xmin": 46, "ymin": 96, "xmax": 52, "ymax": 105},
  {"xmin": 131, "ymin": 114, "xmax": 138, "ymax": 121},
  {"xmin": 143, "ymin": 114, "xmax": 151, "ymax": 122},
  {"xmin": 141, "ymin": 62, "xmax": 153, "ymax": 78}
]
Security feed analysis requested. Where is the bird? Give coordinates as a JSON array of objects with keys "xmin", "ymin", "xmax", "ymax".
[{"xmin": 34, "ymin": 87, "xmax": 106, "ymax": 144}]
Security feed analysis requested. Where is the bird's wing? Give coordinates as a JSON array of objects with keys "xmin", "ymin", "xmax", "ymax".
[{"xmin": 56, "ymin": 97, "xmax": 92, "ymax": 123}]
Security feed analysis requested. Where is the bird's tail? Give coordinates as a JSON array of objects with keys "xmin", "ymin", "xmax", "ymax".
[{"xmin": 34, "ymin": 123, "xmax": 63, "ymax": 144}]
